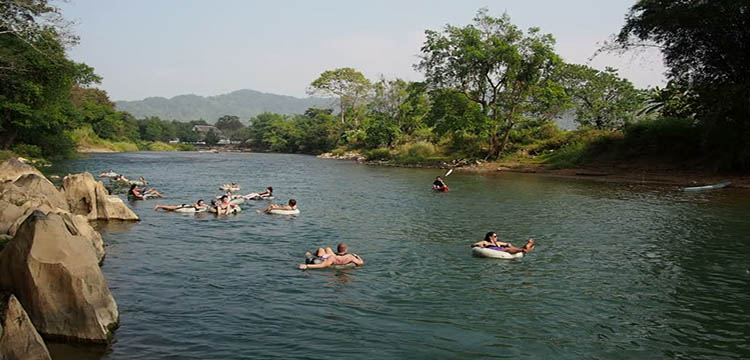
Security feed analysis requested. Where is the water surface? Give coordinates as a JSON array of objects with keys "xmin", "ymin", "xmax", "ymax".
[{"xmin": 46, "ymin": 152, "xmax": 750, "ymax": 359}]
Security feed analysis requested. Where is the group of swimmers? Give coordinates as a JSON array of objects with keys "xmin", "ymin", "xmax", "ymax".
[{"xmin": 150, "ymin": 184, "xmax": 299, "ymax": 216}]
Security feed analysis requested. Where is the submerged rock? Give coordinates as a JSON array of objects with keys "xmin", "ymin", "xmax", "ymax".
[
  {"xmin": 0, "ymin": 211, "xmax": 119, "ymax": 343},
  {"xmin": 0, "ymin": 158, "xmax": 43, "ymax": 183},
  {"xmin": 62, "ymin": 173, "xmax": 139, "ymax": 221},
  {"xmin": 0, "ymin": 293, "xmax": 52, "ymax": 360}
]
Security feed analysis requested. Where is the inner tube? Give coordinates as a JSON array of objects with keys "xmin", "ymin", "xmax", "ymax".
[
  {"xmin": 174, "ymin": 206, "xmax": 207, "ymax": 213},
  {"xmin": 99, "ymin": 172, "xmax": 118, "ymax": 178},
  {"xmin": 209, "ymin": 206, "xmax": 242, "ymax": 215},
  {"xmin": 471, "ymin": 247, "xmax": 523, "ymax": 259},
  {"xmin": 268, "ymin": 208, "xmax": 300, "ymax": 215},
  {"xmin": 128, "ymin": 180, "xmax": 146, "ymax": 186},
  {"xmin": 219, "ymin": 185, "xmax": 241, "ymax": 192},
  {"xmin": 307, "ymin": 256, "xmax": 359, "ymax": 270},
  {"xmin": 247, "ymin": 195, "xmax": 274, "ymax": 200},
  {"xmin": 230, "ymin": 198, "xmax": 245, "ymax": 205}
]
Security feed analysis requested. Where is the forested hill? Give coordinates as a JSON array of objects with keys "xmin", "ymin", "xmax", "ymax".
[{"xmin": 114, "ymin": 89, "xmax": 331, "ymax": 121}]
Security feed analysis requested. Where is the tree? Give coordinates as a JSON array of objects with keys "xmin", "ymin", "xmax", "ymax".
[
  {"xmin": 204, "ymin": 129, "xmax": 220, "ymax": 146},
  {"xmin": 0, "ymin": 26, "xmax": 98, "ymax": 153},
  {"xmin": 307, "ymin": 67, "xmax": 371, "ymax": 126},
  {"xmin": 215, "ymin": 115, "xmax": 244, "ymax": 132},
  {"xmin": 562, "ymin": 64, "xmax": 646, "ymax": 130},
  {"xmin": 616, "ymin": 0, "xmax": 750, "ymax": 168},
  {"xmin": 416, "ymin": 9, "xmax": 567, "ymax": 158}
]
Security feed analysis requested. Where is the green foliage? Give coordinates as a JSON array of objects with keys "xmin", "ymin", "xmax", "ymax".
[
  {"xmin": 562, "ymin": 64, "xmax": 647, "ymax": 130},
  {"xmin": 365, "ymin": 148, "xmax": 392, "ymax": 161},
  {"xmin": 11, "ymin": 144, "xmax": 42, "ymax": 159},
  {"xmin": 308, "ymin": 67, "xmax": 372, "ymax": 126},
  {"xmin": 204, "ymin": 129, "xmax": 220, "ymax": 146},
  {"xmin": 147, "ymin": 141, "xmax": 176, "ymax": 151},
  {"xmin": 0, "ymin": 20, "xmax": 99, "ymax": 157},
  {"xmin": 416, "ymin": 9, "xmax": 568, "ymax": 158},
  {"xmin": 176, "ymin": 143, "xmax": 197, "ymax": 151},
  {"xmin": 617, "ymin": 0, "xmax": 750, "ymax": 170}
]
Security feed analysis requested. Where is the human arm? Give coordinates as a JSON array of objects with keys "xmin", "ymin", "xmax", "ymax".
[{"xmin": 349, "ymin": 254, "xmax": 364, "ymax": 265}]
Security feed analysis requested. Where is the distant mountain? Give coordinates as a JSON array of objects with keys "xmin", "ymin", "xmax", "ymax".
[{"xmin": 114, "ymin": 89, "xmax": 331, "ymax": 122}]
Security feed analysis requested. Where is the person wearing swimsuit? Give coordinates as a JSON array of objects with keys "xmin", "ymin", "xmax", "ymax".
[
  {"xmin": 299, "ymin": 243, "xmax": 364, "ymax": 270},
  {"xmin": 154, "ymin": 199, "xmax": 209, "ymax": 212},
  {"xmin": 471, "ymin": 232, "xmax": 534, "ymax": 254}
]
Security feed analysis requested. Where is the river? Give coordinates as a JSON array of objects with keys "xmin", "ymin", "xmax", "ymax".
[{"xmin": 44, "ymin": 152, "xmax": 750, "ymax": 359}]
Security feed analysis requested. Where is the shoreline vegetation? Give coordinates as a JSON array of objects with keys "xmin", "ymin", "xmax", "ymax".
[{"xmin": 4, "ymin": 3, "xmax": 749, "ymax": 188}]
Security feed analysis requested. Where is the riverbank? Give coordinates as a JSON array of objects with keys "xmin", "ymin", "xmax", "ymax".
[
  {"xmin": 318, "ymin": 151, "xmax": 750, "ymax": 189},
  {"xmin": 464, "ymin": 161, "xmax": 750, "ymax": 189}
]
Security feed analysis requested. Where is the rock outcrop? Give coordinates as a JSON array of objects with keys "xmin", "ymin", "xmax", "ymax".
[
  {"xmin": 0, "ymin": 158, "xmax": 43, "ymax": 183},
  {"xmin": 0, "ymin": 293, "xmax": 52, "ymax": 360},
  {"xmin": 0, "ymin": 211, "xmax": 119, "ymax": 343},
  {"xmin": 62, "ymin": 173, "xmax": 139, "ymax": 221},
  {"xmin": 0, "ymin": 178, "xmax": 69, "ymax": 216}
]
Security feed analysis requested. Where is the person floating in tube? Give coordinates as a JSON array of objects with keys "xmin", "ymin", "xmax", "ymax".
[
  {"xmin": 257, "ymin": 198, "xmax": 296, "ymax": 213},
  {"xmin": 299, "ymin": 243, "xmax": 364, "ymax": 270}
]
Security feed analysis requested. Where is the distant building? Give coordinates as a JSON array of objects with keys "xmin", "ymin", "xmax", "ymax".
[
  {"xmin": 168, "ymin": 138, "xmax": 180, "ymax": 144},
  {"xmin": 217, "ymin": 138, "xmax": 232, "ymax": 145}
]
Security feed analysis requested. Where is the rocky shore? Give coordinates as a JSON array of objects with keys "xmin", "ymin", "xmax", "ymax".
[{"xmin": 0, "ymin": 158, "xmax": 139, "ymax": 359}]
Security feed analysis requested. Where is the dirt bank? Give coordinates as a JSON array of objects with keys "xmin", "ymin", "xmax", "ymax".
[{"xmin": 459, "ymin": 161, "xmax": 750, "ymax": 189}]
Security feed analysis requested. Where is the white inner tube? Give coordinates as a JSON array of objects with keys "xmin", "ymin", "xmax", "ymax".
[
  {"xmin": 471, "ymin": 247, "xmax": 524, "ymax": 259},
  {"xmin": 174, "ymin": 206, "xmax": 207, "ymax": 213},
  {"xmin": 230, "ymin": 198, "xmax": 245, "ymax": 205},
  {"xmin": 268, "ymin": 208, "xmax": 300, "ymax": 215},
  {"xmin": 219, "ymin": 186, "xmax": 241, "ymax": 192}
]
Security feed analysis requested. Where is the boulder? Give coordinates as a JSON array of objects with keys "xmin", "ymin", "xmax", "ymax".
[
  {"xmin": 0, "ymin": 200, "xmax": 25, "ymax": 235},
  {"xmin": 62, "ymin": 173, "xmax": 138, "ymax": 221},
  {"xmin": 0, "ymin": 180, "xmax": 69, "ymax": 216},
  {"xmin": 0, "ymin": 293, "xmax": 52, "ymax": 360},
  {"xmin": 0, "ymin": 211, "xmax": 119, "ymax": 343},
  {"xmin": 11, "ymin": 174, "xmax": 68, "ymax": 211},
  {"xmin": 2, "ymin": 205, "xmax": 105, "ymax": 264},
  {"xmin": 0, "ymin": 158, "xmax": 43, "ymax": 183}
]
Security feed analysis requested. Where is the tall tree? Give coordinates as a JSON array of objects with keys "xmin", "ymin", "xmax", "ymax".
[
  {"xmin": 562, "ymin": 64, "xmax": 646, "ymax": 130},
  {"xmin": 307, "ymin": 67, "xmax": 371, "ymax": 126},
  {"xmin": 616, "ymin": 0, "xmax": 750, "ymax": 168},
  {"xmin": 416, "ymin": 9, "xmax": 566, "ymax": 158}
]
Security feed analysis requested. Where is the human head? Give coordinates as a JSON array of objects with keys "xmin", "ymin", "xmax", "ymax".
[
  {"xmin": 436, "ymin": 176, "xmax": 442, "ymax": 180},
  {"xmin": 129, "ymin": 184, "xmax": 137, "ymax": 191},
  {"xmin": 197, "ymin": 199, "xmax": 205, "ymax": 206},
  {"xmin": 267, "ymin": 186, "xmax": 273, "ymax": 193},
  {"xmin": 221, "ymin": 195, "xmax": 229, "ymax": 202},
  {"xmin": 288, "ymin": 199, "xmax": 296, "ymax": 206},
  {"xmin": 337, "ymin": 242, "xmax": 348, "ymax": 254},
  {"xmin": 484, "ymin": 232, "xmax": 497, "ymax": 241}
]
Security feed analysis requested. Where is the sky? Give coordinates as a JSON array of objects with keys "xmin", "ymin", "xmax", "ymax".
[{"xmin": 60, "ymin": 0, "xmax": 666, "ymax": 101}]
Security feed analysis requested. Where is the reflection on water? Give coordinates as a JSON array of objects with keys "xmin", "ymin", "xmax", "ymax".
[{"xmin": 46, "ymin": 152, "xmax": 750, "ymax": 360}]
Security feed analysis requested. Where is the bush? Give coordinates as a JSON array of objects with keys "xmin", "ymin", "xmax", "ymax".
[
  {"xmin": 11, "ymin": 144, "xmax": 42, "ymax": 159},
  {"xmin": 176, "ymin": 144, "xmax": 197, "ymax": 151},
  {"xmin": 147, "ymin": 141, "xmax": 177, "ymax": 151},
  {"xmin": 365, "ymin": 148, "xmax": 392, "ymax": 161},
  {"xmin": 405, "ymin": 142, "xmax": 437, "ymax": 158}
]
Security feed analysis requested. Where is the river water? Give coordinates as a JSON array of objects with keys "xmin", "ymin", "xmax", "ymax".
[{"xmin": 44, "ymin": 152, "xmax": 750, "ymax": 359}]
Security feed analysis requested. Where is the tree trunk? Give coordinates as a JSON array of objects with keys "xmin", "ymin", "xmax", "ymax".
[
  {"xmin": 497, "ymin": 122, "xmax": 514, "ymax": 158},
  {"xmin": 485, "ymin": 133, "xmax": 498, "ymax": 160},
  {"xmin": 0, "ymin": 127, "xmax": 18, "ymax": 150}
]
